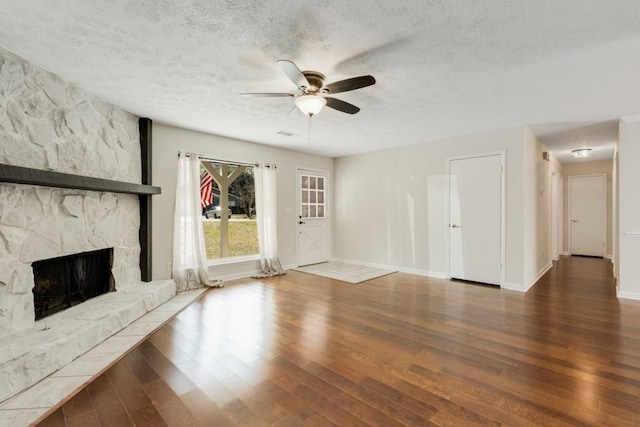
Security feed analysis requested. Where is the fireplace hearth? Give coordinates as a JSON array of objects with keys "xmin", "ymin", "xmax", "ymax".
[{"xmin": 32, "ymin": 248, "xmax": 115, "ymax": 321}]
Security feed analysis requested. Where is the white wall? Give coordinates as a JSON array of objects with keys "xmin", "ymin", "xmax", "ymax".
[
  {"xmin": 561, "ymin": 159, "xmax": 613, "ymax": 256},
  {"xmin": 334, "ymin": 126, "xmax": 536, "ymax": 289},
  {"xmin": 522, "ymin": 127, "xmax": 538, "ymax": 285},
  {"xmin": 151, "ymin": 124, "xmax": 333, "ymax": 280},
  {"xmin": 530, "ymin": 132, "xmax": 560, "ymax": 281},
  {"xmin": 612, "ymin": 142, "xmax": 619, "ymax": 279},
  {"xmin": 617, "ymin": 120, "xmax": 640, "ymax": 299}
]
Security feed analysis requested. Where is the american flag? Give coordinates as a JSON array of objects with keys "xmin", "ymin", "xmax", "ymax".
[{"xmin": 200, "ymin": 172, "xmax": 213, "ymax": 208}]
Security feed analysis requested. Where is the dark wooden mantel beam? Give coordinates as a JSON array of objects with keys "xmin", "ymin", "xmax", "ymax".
[{"xmin": 0, "ymin": 164, "xmax": 161, "ymax": 195}]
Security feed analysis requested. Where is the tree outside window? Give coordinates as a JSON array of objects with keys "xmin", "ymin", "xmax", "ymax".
[{"xmin": 200, "ymin": 161, "xmax": 259, "ymax": 259}]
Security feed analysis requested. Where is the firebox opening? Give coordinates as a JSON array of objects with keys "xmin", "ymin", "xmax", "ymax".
[{"xmin": 32, "ymin": 248, "xmax": 115, "ymax": 321}]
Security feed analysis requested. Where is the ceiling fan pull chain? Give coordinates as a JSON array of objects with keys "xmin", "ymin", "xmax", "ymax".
[{"xmin": 308, "ymin": 116, "xmax": 311, "ymax": 141}]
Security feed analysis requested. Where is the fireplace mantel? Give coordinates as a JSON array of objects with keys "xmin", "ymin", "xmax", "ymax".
[{"xmin": 0, "ymin": 164, "xmax": 161, "ymax": 195}]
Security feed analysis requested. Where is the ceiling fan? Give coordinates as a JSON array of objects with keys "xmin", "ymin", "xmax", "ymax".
[{"xmin": 241, "ymin": 60, "xmax": 376, "ymax": 117}]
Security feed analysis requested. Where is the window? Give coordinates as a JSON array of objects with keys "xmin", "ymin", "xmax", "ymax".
[
  {"xmin": 199, "ymin": 161, "xmax": 259, "ymax": 260},
  {"xmin": 300, "ymin": 173, "xmax": 325, "ymax": 218}
]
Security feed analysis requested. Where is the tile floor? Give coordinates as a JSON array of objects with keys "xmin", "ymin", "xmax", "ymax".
[{"xmin": 293, "ymin": 261, "xmax": 396, "ymax": 283}]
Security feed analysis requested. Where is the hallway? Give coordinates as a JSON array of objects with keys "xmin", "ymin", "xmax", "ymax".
[{"xmin": 37, "ymin": 257, "xmax": 640, "ymax": 426}]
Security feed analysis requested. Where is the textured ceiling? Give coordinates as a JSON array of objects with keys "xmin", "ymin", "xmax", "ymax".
[{"xmin": 1, "ymin": 0, "xmax": 639, "ymax": 159}]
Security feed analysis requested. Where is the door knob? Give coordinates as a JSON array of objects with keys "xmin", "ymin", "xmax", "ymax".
[{"xmin": 450, "ymin": 224, "xmax": 461, "ymax": 228}]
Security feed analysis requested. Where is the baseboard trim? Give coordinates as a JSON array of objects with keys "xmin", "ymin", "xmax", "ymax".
[
  {"xmin": 562, "ymin": 251, "xmax": 571, "ymax": 256},
  {"xmin": 617, "ymin": 290, "xmax": 640, "ymax": 301},
  {"xmin": 212, "ymin": 263, "xmax": 298, "ymax": 281},
  {"xmin": 331, "ymin": 257, "xmax": 447, "ymax": 279},
  {"xmin": 502, "ymin": 282, "xmax": 526, "ymax": 291},
  {"xmin": 605, "ymin": 254, "xmax": 612, "ymax": 259},
  {"xmin": 213, "ymin": 269, "xmax": 262, "ymax": 281},
  {"xmin": 502, "ymin": 262, "xmax": 553, "ymax": 293},
  {"xmin": 526, "ymin": 262, "xmax": 554, "ymax": 291}
]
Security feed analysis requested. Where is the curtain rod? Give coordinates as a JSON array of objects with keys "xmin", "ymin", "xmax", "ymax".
[{"xmin": 177, "ymin": 152, "xmax": 276, "ymax": 168}]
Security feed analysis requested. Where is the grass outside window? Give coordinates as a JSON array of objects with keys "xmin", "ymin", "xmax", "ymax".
[{"xmin": 203, "ymin": 219, "xmax": 259, "ymax": 259}]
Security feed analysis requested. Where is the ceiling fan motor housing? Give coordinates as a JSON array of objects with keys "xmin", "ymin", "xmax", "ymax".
[{"xmin": 301, "ymin": 71, "xmax": 325, "ymax": 93}]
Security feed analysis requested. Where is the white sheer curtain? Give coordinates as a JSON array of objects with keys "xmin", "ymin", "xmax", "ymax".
[
  {"xmin": 172, "ymin": 153, "xmax": 222, "ymax": 291},
  {"xmin": 254, "ymin": 163, "xmax": 284, "ymax": 277}
]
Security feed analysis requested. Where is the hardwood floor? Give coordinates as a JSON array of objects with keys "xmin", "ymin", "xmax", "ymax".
[{"xmin": 36, "ymin": 257, "xmax": 640, "ymax": 426}]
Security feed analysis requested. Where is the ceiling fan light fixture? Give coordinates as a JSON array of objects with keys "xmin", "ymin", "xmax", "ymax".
[
  {"xmin": 295, "ymin": 94, "xmax": 326, "ymax": 117},
  {"xmin": 571, "ymin": 148, "xmax": 592, "ymax": 158}
]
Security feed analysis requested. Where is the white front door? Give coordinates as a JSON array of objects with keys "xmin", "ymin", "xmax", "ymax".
[
  {"xmin": 297, "ymin": 169, "xmax": 330, "ymax": 266},
  {"xmin": 448, "ymin": 154, "xmax": 503, "ymax": 286},
  {"xmin": 569, "ymin": 174, "xmax": 605, "ymax": 257}
]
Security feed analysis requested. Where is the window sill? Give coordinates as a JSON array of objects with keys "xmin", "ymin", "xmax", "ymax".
[{"xmin": 206, "ymin": 254, "xmax": 260, "ymax": 267}]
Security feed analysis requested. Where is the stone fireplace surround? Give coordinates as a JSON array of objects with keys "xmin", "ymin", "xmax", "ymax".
[{"xmin": 0, "ymin": 47, "xmax": 173, "ymax": 404}]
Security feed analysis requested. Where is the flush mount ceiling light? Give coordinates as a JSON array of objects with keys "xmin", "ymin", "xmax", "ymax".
[
  {"xmin": 294, "ymin": 94, "xmax": 327, "ymax": 117},
  {"xmin": 571, "ymin": 148, "xmax": 592, "ymax": 158}
]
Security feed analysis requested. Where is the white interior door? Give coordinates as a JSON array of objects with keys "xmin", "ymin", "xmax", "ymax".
[
  {"xmin": 297, "ymin": 170, "xmax": 330, "ymax": 266},
  {"xmin": 448, "ymin": 154, "xmax": 503, "ymax": 286},
  {"xmin": 569, "ymin": 174, "xmax": 605, "ymax": 257}
]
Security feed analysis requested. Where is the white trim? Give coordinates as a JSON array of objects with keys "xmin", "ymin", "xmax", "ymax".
[
  {"xmin": 207, "ymin": 254, "xmax": 260, "ymax": 266},
  {"xmin": 562, "ymin": 251, "xmax": 571, "ymax": 256},
  {"xmin": 617, "ymin": 290, "xmax": 640, "ymax": 300},
  {"xmin": 207, "ymin": 263, "xmax": 298, "ymax": 281},
  {"xmin": 212, "ymin": 269, "xmax": 262, "ymax": 281},
  {"xmin": 501, "ymin": 282, "xmax": 527, "ymax": 291},
  {"xmin": 332, "ymin": 257, "xmax": 447, "ymax": 279},
  {"xmin": 445, "ymin": 151, "xmax": 506, "ymax": 286},
  {"xmin": 526, "ymin": 262, "xmax": 553, "ymax": 291},
  {"xmin": 605, "ymin": 254, "xmax": 612, "ymax": 259},
  {"xmin": 567, "ymin": 173, "xmax": 606, "ymax": 257},
  {"xmin": 501, "ymin": 262, "xmax": 553, "ymax": 292}
]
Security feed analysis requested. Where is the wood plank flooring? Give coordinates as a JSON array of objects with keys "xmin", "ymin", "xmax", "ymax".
[{"xmin": 36, "ymin": 257, "xmax": 640, "ymax": 426}]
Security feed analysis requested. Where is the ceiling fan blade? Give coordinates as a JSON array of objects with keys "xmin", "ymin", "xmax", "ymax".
[
  {"xmin": 325, "ymin": 97, "xmax": 360, "ymax": 114},
  {"xmin": 240, "ymin": 93, "xmax": 295, "ymax": 97},
  {"xmin": 323, "ymin": 75, "xmax": 376, "ymax": 94},
  {"xmin": 278, "ymin": 60, "xmax": 310, "ymax": 90}
]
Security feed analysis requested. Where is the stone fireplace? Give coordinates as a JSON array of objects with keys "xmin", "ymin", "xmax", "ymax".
[
  {"xmin": 0, "ymin": 47, "xmax": 169, "ymax": 403},
  {"xmin": 0, "ymin": 45, "xmax": 147, "ymax": 338}
]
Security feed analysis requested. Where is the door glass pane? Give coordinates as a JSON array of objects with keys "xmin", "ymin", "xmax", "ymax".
[{"xmin": 300, "ymin": 173, "xmax": 327, "ymax": 220}]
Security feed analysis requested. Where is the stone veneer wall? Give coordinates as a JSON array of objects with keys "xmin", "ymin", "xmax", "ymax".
[{"xmin": 0, "ymin": 47, "xmax": 142, "ymax": 338}]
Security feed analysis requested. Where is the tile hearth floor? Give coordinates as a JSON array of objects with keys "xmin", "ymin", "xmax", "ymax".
[{"xmin": 0, "ymin": 288, "xmax": 208, "ymax": 427}]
